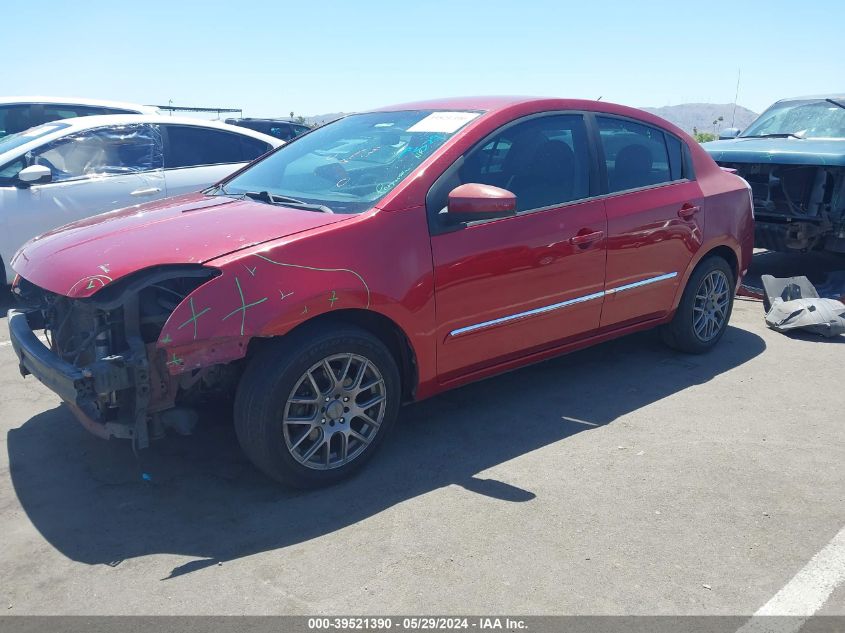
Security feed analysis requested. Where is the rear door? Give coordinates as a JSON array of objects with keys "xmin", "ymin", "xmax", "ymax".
[
  {"xmin": 429, "ymin": 113, "xmax": 607, "ymax": 380},
  {"xmin": 161, "ymin": 125, "xmax": 273, "ymax": 195},
  {"xmin": 595, "ymin": 115, "xmax": 703, "ymax": 328}
]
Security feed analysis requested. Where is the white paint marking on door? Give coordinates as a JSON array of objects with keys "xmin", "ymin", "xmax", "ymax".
[{"xmin": 736, "ymin": 524, "xmax": 845, "ymax": 633}]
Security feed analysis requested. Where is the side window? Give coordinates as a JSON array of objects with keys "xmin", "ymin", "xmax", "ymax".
[
  {"xmin": 164, "ymin": 126, "xmax": 250, "ymax": 168},
  {"xmin": 597, "ymin": 116, "xmax": 683, "ymax": 192},
  {"xmin": 458, "ymin": 114, "xmax": 590, "ymax": 212},
  {"xmin": 29, "ymin": 124, "xmax": 163, "ymax": 183},
  {"xmin": 41, "ymin": 105, "xmax": 134, "ymax": 122},
  {"xmin": 240, "ymin": 136, "xmax": 272, "ymax": 161},
  {"xmin": 665, "ymin": 133, "xmax": 684, "ymax": 180},
  {"xmin": 0, "ymin": 105, "xmax": 35, "ymax": 138},
  {"xmin": 0, "ymin": 157, "xmax": 26, "ymax": 186},
  {"xmin": 269, "ymin": 125, "xmax": 295, "ymax": 141}
]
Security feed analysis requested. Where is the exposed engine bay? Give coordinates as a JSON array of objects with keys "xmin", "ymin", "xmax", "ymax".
[
  {"xmin": 12, "ymin": 267, "xmax": 239, "ymax": 448},
  {"xmin": 717, "ymin": 162, "xmax": 845, "ymax": 253}
]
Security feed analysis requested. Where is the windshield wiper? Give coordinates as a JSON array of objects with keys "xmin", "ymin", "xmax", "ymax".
[
  {"xmin": 742, "ymin": 132, "xmax": 804, "ymax": 139},
  {"xmin": 826, "ymin": 98, "xmax": 845, "ymax": 111},
  {"xmin": 204, "ymin": 183, "xmax": 227, "ymax": 195},
  {"xmin": 243, "ymin": 191, "xmax": 333, "ymax": 214}
]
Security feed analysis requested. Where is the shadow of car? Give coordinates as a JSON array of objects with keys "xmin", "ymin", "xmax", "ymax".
[{"xmin": 7, "ymin": 324, "xmax": 765, "ymax": 579}]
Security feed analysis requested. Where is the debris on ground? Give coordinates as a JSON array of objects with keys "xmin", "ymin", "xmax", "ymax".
[{"xmin": 761, "ymin": 275, "xmax": 845, "ymax": 337}]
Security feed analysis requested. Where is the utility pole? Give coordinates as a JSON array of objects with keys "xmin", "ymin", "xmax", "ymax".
[{"xmin": 731, "ymin": 69, "xmax": 741, "ymax": 127}]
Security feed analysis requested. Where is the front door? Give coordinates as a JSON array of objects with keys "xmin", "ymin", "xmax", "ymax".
[{"xmin": 429, "ymin": 113, "xmax": 607, "ymax": 381}]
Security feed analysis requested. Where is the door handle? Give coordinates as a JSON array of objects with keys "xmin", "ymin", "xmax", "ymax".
[
  {"xmin": 569, "ymin": 230, "xmax": 604, "ymax": 246},
  {"xmin": 678, "ymin": 203, "xmax": 700, "ymax": 219},
  {"xmin": 130, "ymin": 187, "xmax": 162, "ymax": 197}
]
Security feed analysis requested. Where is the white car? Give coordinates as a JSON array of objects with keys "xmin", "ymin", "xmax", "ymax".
[
  {"xmin": 0, "ymin": 115, "xmax": 281, "ymax": 282},
  {"xmin": 0, "ymin": 96, "xmax": 159, "ymax": 138}
]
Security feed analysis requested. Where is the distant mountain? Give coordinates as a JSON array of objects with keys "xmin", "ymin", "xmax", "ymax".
[{"xmin": 641, "ymin": 103, "xmax": 758, "ymax": 135}]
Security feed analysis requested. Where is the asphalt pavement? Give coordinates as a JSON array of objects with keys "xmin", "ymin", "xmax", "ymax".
[{"xmin": 0, "ymin": 251, "xmax": 842, "ymax": 616}]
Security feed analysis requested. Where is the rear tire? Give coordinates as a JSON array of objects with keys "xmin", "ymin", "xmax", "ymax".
[
  {"xmin": 661, "ymin": 256, "xmax": 735, "ymax": 354},
  {"xmin": 234, "ymin": 324, "xmax": 400, "ymax": 488}
]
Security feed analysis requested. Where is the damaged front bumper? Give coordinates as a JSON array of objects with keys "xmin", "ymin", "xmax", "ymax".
[
  {"xmin": 7, "ymin": 308, "xmax": 151, "ymax": 443},
  {"xmin": 716, "ymin": 162, "xmax": 845, "ymax": 253}
]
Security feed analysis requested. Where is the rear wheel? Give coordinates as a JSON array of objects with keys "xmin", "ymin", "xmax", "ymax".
[
  {"xmin": 661, "ymin": 256, "xmax": 734, "ymax": 354},
  {"xmin": 234, "ymin": 324, "xmax": 400, "ymax": 487}
]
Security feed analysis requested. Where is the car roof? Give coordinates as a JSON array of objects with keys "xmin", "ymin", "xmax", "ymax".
[
  {"xmin": 369, "ymin": 95, "xmax": 659, "ymax": 119},
  {"xmin": 41, "ymin": 114, "xmax": 282, "ymax": 144},
  {"xmin": 0, "ymin": 96, "xmax": 158, "ymax": 113},
  {"xmin": 371, "ymin": 95, "xmax": 545, "ymax": 112},
  {"xmin": 368, "ymin": 96, "xmax": 690, "ymax": 138},
  {"xmin": 776, "ymin": 94, "xmax": 845, "ymax": 103}
]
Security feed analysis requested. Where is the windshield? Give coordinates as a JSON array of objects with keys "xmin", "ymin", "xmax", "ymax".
[
  {"xmin": 0, "ymin": 122, "xmax": 69, "ymax": 156},
  {"xmin": 741, "ymin": 98, "xmax": 845, "ymax": 139},
  {"xmin": 221, "ymin": 110, "xmax": 482, "ymax": 214}
]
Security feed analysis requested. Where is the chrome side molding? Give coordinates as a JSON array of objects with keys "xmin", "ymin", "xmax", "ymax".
[{"xmin": 448, "ymin": 272, "xmax": 678, "ymax": 338}]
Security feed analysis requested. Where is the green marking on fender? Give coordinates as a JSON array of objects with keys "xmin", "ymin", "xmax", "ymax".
[
  {"xmin": 221, "ymin": 276, "xmax": 268, "ymax": 336},
  {"xmin": 176, "ymin": 297, "xmax": 211, "ymax": 340}
]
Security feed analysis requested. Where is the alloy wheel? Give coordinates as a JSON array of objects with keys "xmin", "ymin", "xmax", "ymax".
[
  {"xmin": 692, "ymin": 269, "xmax": 730, "ymax": 342},
  {"xmin": 282, "ymin": 353, "xmax": 386, "ymax": 470}
]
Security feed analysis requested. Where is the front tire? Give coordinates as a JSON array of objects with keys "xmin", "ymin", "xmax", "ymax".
[
  {"xmin": 234, "ymin": 324, "xmax": 400, "ymax": 488},
  {"xmin": 661, "ymin": 256, "xmax": 735, "ymax": 354}
]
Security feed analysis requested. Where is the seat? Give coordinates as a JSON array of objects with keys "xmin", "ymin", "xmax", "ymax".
[
  {"xmin": 612, "ymin": 144, "xmax": 652, "ymax": 191},
  {"xmin": 510, "ymin": 140, "xmax": 575, "ymax": 211}
]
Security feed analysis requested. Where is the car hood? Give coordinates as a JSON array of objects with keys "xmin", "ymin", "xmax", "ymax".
[
  {"xmin": 703, "ymin": 137, "xmax": 845, "ymax": 166},
  {"xmin": 11, "ymin": 192, "xmax": 350, "ymax": 298}
]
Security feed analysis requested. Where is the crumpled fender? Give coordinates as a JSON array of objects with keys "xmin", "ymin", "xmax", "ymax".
[{"xmin": 157, "ymin": 251, "xmax": 371, "ymax": 375}]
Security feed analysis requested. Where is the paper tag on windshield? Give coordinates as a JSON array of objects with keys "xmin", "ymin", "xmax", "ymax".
[{"xmin": 407, "ymin": 112, "xmax": 480, "ymax": 134}]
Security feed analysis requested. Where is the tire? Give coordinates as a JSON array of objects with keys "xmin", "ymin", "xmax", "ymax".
[
  {"xmin": 661, "ymin": 256, "xmax": 735, "ymax": 354},
  {"xmin": 234, "ymin": 324, "xmax": 401, "ymax": 488}
]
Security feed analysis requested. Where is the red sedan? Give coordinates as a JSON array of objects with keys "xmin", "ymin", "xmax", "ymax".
[{"xmin": 8, "ymin": 97, "xmax": 754, "ymax": 487}]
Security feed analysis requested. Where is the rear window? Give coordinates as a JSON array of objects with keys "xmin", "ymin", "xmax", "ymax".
[{"xmin": 164, "ymin": 125, "xmax": 270, "ymax": 168}]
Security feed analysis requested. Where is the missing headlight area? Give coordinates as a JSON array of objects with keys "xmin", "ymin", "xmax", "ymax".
[
  {"xmin": 13, "ymin": 266, "xmax": 235, "ymax": 448},
  {"xmin": 720, "ymin": 163, "xmax": 845, "ymax": 253}
]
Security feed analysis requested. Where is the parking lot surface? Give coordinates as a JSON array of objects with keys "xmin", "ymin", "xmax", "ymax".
[{"xmin": 0, "ymin": 252, "xmax": 843, "ymax": 615}]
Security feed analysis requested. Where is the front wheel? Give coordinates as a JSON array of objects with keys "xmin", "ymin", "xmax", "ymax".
[
  {"xmin": 234, "ymin": 324, "xmax": 401, "ymax": 487},
  {"xmin": 661, "ymin": 256, "xmax": 735, "ymax": 354}
]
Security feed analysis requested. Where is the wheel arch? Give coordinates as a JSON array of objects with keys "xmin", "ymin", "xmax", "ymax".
[
  {"xmin": 671, "ymin": 240, "xmax": 741, "ymax": 311},
  {"xmin": 247, "ymin": 308, "xmax": 419, "ymax": 402}
]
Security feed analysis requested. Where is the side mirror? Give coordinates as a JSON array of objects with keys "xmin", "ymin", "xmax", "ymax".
[
  {"xmin": 16, "ymin": 164, "xmax": 52, "ymax": 187},
  {"xmin": 719, "ymin": 127, "xmax": 741, "ymax": 140},
  {"xmin": 446, "ymin": 183, "xmax": 516, "ymax": 222}
]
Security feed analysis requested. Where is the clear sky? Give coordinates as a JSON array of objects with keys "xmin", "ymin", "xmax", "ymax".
[{"xmin": 4, "ymin": 0, "xmax": 842, "ymax": 117}]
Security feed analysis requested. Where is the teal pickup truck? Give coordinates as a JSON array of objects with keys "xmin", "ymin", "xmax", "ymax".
[{"xmin": 703, "ymin": 95, "xmax": 845, "ymax": 254}]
